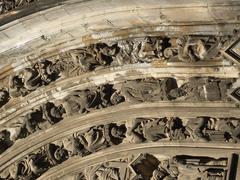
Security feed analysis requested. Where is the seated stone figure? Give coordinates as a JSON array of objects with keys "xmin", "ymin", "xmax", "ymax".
[
  {"xmin": 62, "ymin": 136, "xmax": 87, "ymax": 156},
  {"xmin": 9, "ymin": 60, "xmax": 61, "ymax": 97},
  {"xmin": 127, "ymin": 118, "xmax": 169, "ymax": 143},
  {"xmin": 7, "ymin": 153, "xmax": 48, "ymax": 180},
  {"xmin": 94, "ymin": 166, "xmax": 120, "ymax": 180},
  {"xmin": 46, "ymin": 143, "xmax": 68, "ymax": 166},
  {"xmin": 177, "ymin": 36, "xmax": 221, "ymax": 62},
  {"xmin": 63, "ymin": 89, "xmax": 103, "ymax": 115},
  {"xmin": 22, "ymin": 67, "xmax": 42, "ymax": 91},
  {"xmin": 69, "ymin": 43, "xmax": 116, "ymax": 72},
  {"xmin": 137, "ymin": 37, "xmax": 163, "ymax": 62},
  {"xmin": 94, "ymin": 43, "xmax": 119, "ymax": 65},
  {"xmin": 77, "ymin": 126, "xmax": 108, "ymax": 153},
  {"xmin": 42, "ymin": 102, "xmax": 65, "ymax": 124},
  {"xmin": 9, "ymin": 74, "xmax": 29, "ymax": 97},
  {"xmin": 185, "ymin": 117, "xmax": 209, "ymax": 142},
  {"xmin": 104, "ymin": 123, "xmax": 126, "ymax": 145},
  {"xmin": 63, "ymin": 85, "xmax": 121, "ymax": 115},
  {"xmin": 169, "ymin": 118, "xmax": 189, "ymax": 140},
  {"xmin": 23, "ymin": 110, "xmax": 42, "ymax": 134}
]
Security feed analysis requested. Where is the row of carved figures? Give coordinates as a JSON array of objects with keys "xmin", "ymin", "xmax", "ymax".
[
  {"xmin": 0, "ymin": 35, "xmax": 232, "ymax": 107},
  {"xmin": 0, "ymin": 75, "xmax": 237, "ymax": 111},
  {"xmin": 84, "ymin": 153, "xmax": 230, "ymax": 180},
  {"xmin": 83, "ymin": 153, "xmax": 229, "ymax": 180},
  {"xmin": 0, "ymin": 116, "xmax": 239, "ymax": 179},
  {"xmin": 0, "ymin": 78, "xmax": 238, "ymax": 153}
]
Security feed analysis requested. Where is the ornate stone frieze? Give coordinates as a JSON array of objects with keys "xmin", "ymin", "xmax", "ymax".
[
  {"xmin": 0, "ymin": 77, "xmax": 237, "ymax": 154},
  {"xmin": 1, "ymin": 116, "xmax": 239, "ymax": 179},
  {"xmin": 4, "ymin": 35, "xmax": 233, "ymax": 99}
]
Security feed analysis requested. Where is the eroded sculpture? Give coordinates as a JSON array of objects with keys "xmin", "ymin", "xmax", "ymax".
[
  {"xmin": 0, "ymin": 88, "xmax": 10, "ymax": 108},
  {"xmin": 0, "ymin": 101, "xmax": 65, "ymax": 154}
]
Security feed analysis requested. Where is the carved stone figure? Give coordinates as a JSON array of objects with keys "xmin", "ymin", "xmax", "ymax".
[
  {"xmin": 62, "ymin": 136, "xmax": 87, "ymax": 156},
  {"xmin": 77, "ymin": 126, "xmax": 108, "ymax": 153},
  {"xmin": 7, "ymin": 152, "xmax": 48, "ymax": 180},
  {"xmin": 169, "ymin": 78, "xmax": 234, "ymax": 101},
  {"xmin": 85, "ymin": 164, "xmax": 121, "ymax": 180},
  {"xmin": 64, "ymin": 85, "xmax": 123, "ymax": 115},
  {"xmin": 69, "ymin": 48, "xmax": 100, "ymax": 72},
  {"xmin": 0, "ymin": 88, "xmax": 10, "ymax": 108},
  {"xmin": 42, "ymin": 102, "xmax": 65, "ymax": 124},
  {"xmin": 177, "ymin": 36, "xmax": 221, "ymax": 62},
  {"xmin": 104, "ymin": 123, "xmax": 126, "ymax": 145},
  {"xmin": 34, "ymin": 59, "xmax": 60, "ymax": 85},
  {"xmin": 9, "ymin": 60, "xmax": 61, "ymax": 97},
  {"xmin": 0, "ymin": 102, "xmax": 65, "ymax": 155},
  {"xmin": 169, "ymin": 118, "xmax": 189, "ymax": 140},
  {"xmin": 185, "ymin": 117, "xmax": 209, "ymax": 142},
  {"xmin": 63, "ymin": 89, "xmax": 103, "ymax": 115},
  {"xmin": 23, "ymin": 109, "xmax": 44, "ymax": 135},
  {"xmin": 120, "ymin": 78, "xmax": 177, "ymax": 103},
  {"xmin": 204, "ymin": 118, "xmax": 240, "ymax": 142},
  {"xmin": 136, "ymin": 37, "xmax": 162, "ymax": 62},
  {"xmin": 9, "ymin": 74, "xmax": 29, "ymax": 97},
  {"xmin": 95, "ymin": 166, "xmax": 120, "ymax": 180},
  {"xmin": 127, "ymin": 118, "xmax": 169, "ymax": 143},
  {"xmin": 0, "ymin": 130, "xmax": 13, "ymax": 154},
  {"xmin": 94, "ymin": 43, "xmax": 119, "ymax": 66},
  {"xmin": 46, "ymin": 143, "xmax": 68, "ymax": 166}
]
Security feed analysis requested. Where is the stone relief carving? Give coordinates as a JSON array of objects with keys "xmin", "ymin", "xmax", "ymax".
[
  {"xmin": 0, "ymin": 0, "xmax": 36, "ymax": 15},
  {"xmin": 9, "ymin": 60, "xmax": 61, "ymax": 97},
  {"xmin": 0, "ymin": 101, "xmax": 65, "ymax": 154},
  {"xmin": 1, "ymin": 76, "xmax": 237, "ymax": 154},
  {"xmin": 135, "ymin": 154, "xmax": 227, "ymax": 180},
  {"xmin": 65, "ymin": 153, "xmax": 230, "ymax": 180},
  {"xmin": 2, "ymin": 35, "xmax": 234, "ymax": 107},
  {"xmin": 118, "ymin": 77, "xmax": 235, "ymax": 102},
  {"xmin": 175, "ymin": 36, "xmax": 222, "ymax": 62},
  {"xmin": 0, "ymin": 88, "xmax": 10, "ymax": 108},
  {"xmin": 63, "ymin": 84, "xmax": 124, "ymax": 115},
  {"xmin": 1, "ymin": 116, "xmax": 238, "ymax": 179},
  {"xmin": 169, "ymin": 78, "xmax": 234, "ymax": 102},
  {"xmin": 119, "ymin": 78, "xmax": 177, "ymax": 102}
]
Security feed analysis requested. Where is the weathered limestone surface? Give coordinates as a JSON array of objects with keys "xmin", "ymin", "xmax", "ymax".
[{"xmin": 0, "ymin": 0, "xmax": 239, "ymax": 180}]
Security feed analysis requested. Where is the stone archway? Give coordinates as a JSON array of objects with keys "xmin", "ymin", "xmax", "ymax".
[{"xmin": 0, "ymin": 0, "xmax": 240, "ymax": 179}]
